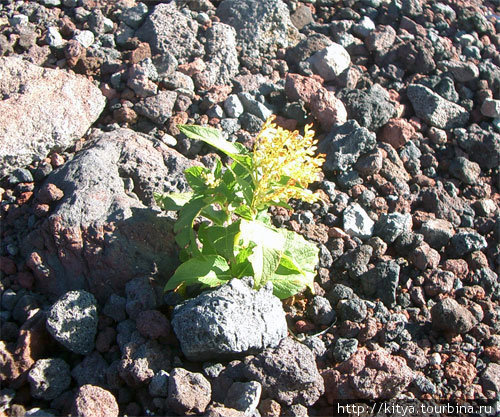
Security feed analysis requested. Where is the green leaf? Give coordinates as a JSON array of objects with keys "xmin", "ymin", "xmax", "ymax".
[
  {"xmin": 269, "ymin": 265, "xmax": 311, "ymax": 299},
  {"xmin": 200, "ymin": 205, "xmax": 228, "ymax": 226},
  {"xmin": 239, "ymin": 219, "xmax": 285, "ymax": 288},
  {"xmin": 174, "ymin": 195, "xmax": 207, "ymax": 247},
  {"xmin": 164, "ymin": 255, "xmax": 232, "ymax": 291},
  {"xmin": 231, "ymin": 244, "xmax": 255, "ymax": 278},
  {"xmin": 178, "ymin": 124, "xmax": 253, "ymax": 171},
  {"xmin": 234, "ymin": 205, "xmax": 253, "ymax": 220},
  {"xmin": 198, "ymin": 221, "xmax": 241, "ymax": 261},
  {"xmin": 184, "ymin": 166, "xmax": 210, "ymax": 192},
  {"xmin": 279, "ymin": 228, "xmax": 319, "ymax": 293},
  {"xmin": 179, "ymin": 125, "xmax": 243, "ymax": 158},
  {"xmin": 154, "ymin": 192, "xmax": 193, "ymax": 211}
]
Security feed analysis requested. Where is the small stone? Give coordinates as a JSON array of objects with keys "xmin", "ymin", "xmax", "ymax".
[
  {"xmin": 343, "ymin": 203, "xmax": 374, "ymax": 239},
  {"xmin": 449, "ymin": 229, "xmax": 487, "ymax": 257},
  {"xmin": 431, "ymin": 298, "xmax": 477, "ymax": 334},
  {"xmin": 352, "ymin": 16, "xmax": 376, "ymax": 38},
  {"xmin": 331, "ymin": 338, "xmax": 358, "ymax": 362},
  {"xmin": 225, "ymin": 381, "xmax": 262, "ymax": 414},
  {"xmin": 337, "ymin": 298, "xmax": 367, "ymax": 323},
  {"xmin": 406, "ymin": 84, "xmax": 469, "ymax": 129},
  {"xmin": 46, "ymin": 290, "xmax": 98, "ymax": 355},
  {"xmin": 310, "ymin": 89, "xmax": 348, "ymax": 132},
  {"xmin": 28, "ymin": 358, "xmax": 71, "ymax": 400},
  {"xmin": 74, "ymin": 30, "xmax": 95, "ymax": 48},
  {"xmin": 37, "ymin": 183, "xmax": 64, "ymax": 204},
  {"xmin": 409, "ymin": 242, "xmax": 440, "ymax": 270},
  {"xmin": 71, "ymin": 385, "xmax": 119, "ymax": 417},
  {"xmin": 379, "ymin": 118, "xmax": 416, "ymax": 149},
  {"xmin": 224, "ymin": 95, "xmax": 244, "ymax": 119},
  {"xmin": 481, "ymin": 98, "xmax": 500, "ymax": 118},
  {"xmin": 120, "ymin": 2, "xmax": 149, "ymax": 29},
  {"xmin": 8, "ymin": 168, "xmax": 33, "ymax": 185},
  {"xmin": 103, "ymin": 294, "xmax": 127, "ymax": 322},
  {"xmin": 149, "ymin": 370, "xmax": 169, "ymax": 397},
  {"xmin": 449, "ymin": 157, "xmax": 481, "ymax": 185},
  {"xmin": 374, "ymin": 212, "xmax": 412, "ymax": 243},
  {"xmin": 309, "ymin": 43, "xmax": 351, "ymax": 81},
  {"xmin": 306, "ymin": 296, "xmax": 335, "ymax": 326},
  {"xmin": 136, "ymin": 310, "xmax": 170, "ymax": 339},
  {"xmin": 167, "ymin": 368, "xmax": 212, "ymax": 415},
  {"xmin": 238, "ymin": 93, "xmax": 273, "ymax": 121},
  {"xmin": 134, "ymin": 90, "xmax": 177, "ymax": 124},
  {"xmin": 171, "ymin": 278, "xmax": 287, "ymax": 361},
  {"xmin": 125, "ymin": 277, "xmax": 157, "ymax": 319},
  {"xmin": 420, "ymin": 218, "xmax": 455, "ymax": 249},
  {"xmin": 10, "ymin": 14, "xmax": 29, "ymax": 26},
  {"xmin": 45, "ymin": 27, "xmax": 64, "ymax": 48}
]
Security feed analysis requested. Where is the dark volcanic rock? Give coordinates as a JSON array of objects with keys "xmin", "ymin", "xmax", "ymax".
[
  {"xmin": 21, "ymin": 128, "xmax": 195, "ymax": 302},
  {"xmin": 318, "ymin": 120, "xmax": 377, "ymax": 173},
  {"xmin": 171, "ymin": 278, "xmax": 287, "ymax": 361},
  {"xmin": 46, "ymin": 290, "xmax": 98, "ymax": 355},
  {"xmin": 242, "ymin": 337, "xmax": 324, "ymax": 406},
  {"xmin": 338, "ymin": 84, "xmax": 396, "ymax": 131}
]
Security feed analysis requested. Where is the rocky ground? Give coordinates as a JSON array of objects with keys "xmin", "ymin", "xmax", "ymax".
[{"xmin": 0, "ymin": 0, "xmax": 499, "ymax": 416}]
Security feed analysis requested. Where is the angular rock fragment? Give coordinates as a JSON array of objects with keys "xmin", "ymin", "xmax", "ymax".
[
  {"xmin": 46, "ymin": 290, "xmax": 98, "ymax": 355},
  {"xmin": 407, "ymin": 84, "xmax": 469, "ymax": 129},
  {"xmin": 242, "ymin": 337, "xmax": 324, "ymax": 406},
  {"xmin": 0, "ymin": 56, "xmax": 105, "ymax": 177}
]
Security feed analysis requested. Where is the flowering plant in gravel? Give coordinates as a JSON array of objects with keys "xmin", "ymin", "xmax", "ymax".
[{"xmin": 155, "ymin": 116, "xmax": 325, "ymax": 299}]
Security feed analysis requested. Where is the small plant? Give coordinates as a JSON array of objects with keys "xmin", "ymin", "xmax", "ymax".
[{"xmin": 155, "ymin": 116, "xmax": 326, "ymax": 299}]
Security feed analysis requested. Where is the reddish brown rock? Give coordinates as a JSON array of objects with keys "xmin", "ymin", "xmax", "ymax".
[
  {"xmin": 129, "ymin": 42, "xmax": 151, "ymax": 64},
  {"xmin": 136, "ymin": 310, "xmax": 170, "ymax": 339},
  {"xmin": 423, "ymin": 268, "xmax": 455, "ymax": 297},
  {"xmin": 37, "ymin": 183, "xmax": 64, "ymax": 204},
  {"xmin": 167, "ymin": 368, "xmax": 212, "ymax": 415},
  {"xmin": 442, "ymin": 259, "xmax": 469, "ymax": 279},
  {"xmin": 72, "ymin": 385, "xmax": 119, "ymax": 417},
  {"xmin": 284, "ymin": 73, "xmax": 322, "ymax": 104},
  {"xmin": 445, "ymin": 360, "xmax": 477, "ymax": 386},
  {"xmin": 258, "ymin": 398, "xmax": 281, "ymax": 417},
  {"xmin": 113, "ymin": 107, "xmax": 138, "ymax": 124},
  {"xmin": 0, "ymin": 256, "xmax": 16, "ymax": 275},
  {"xmin": 409, "ymin": 243, "xmax": 440, "ymax": 270},
  {"xmin": 379, "ymin": 118, "xmax": 416, "ymax": 149},
  {"xmin": 178, "ymin": 57, "xmax": 206, "ymax": 76},
  {"xmin": 321, "ymin": 348, "xmax": 414, "ymax": 402},
  {"xmin": 16, "ymin": 271, "xmax": 34, "ymax": 290},
  {"xmin": 310, "ymin": 88, "xmax": 347, "ymax": 131}
]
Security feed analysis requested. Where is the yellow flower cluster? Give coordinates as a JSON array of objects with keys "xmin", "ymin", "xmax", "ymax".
[{"xmin": 251, "ymin": 116, "xmax": 325, "ymax": 211}]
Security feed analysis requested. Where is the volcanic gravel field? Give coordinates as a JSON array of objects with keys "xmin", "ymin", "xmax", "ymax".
[{"xmin": 0, "ymin": 0, "xmax": 499, "ymax": 416}]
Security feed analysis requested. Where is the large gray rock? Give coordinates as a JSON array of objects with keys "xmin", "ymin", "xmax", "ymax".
[
  {"xmin": 46, "ymin": 290, "xmax": 98, "ymax": 355},
  {"xmin": 217, "ymin": 0, "xmax": 300, "ymax": 58},
  {"xmin": 242, "ymin": 337, "xmax": 324, "ymax": 406},
  {"xmin": 21, "ymin": 128, "xmax": 195, "ymax": 301},
  {"xmin": 0, "ymin": 56, "xmax": 106, "ymax": 178},
  {"xmin": 407, "ymin": 84, "xmax": 469, "ymax": 129},
  {"xmin": 171, "ymin": 277, "xmax": 287, "ymax": 361},
  {"xmin": 136, "ymin": 3, "xmax": 203, "ymax": 62}
]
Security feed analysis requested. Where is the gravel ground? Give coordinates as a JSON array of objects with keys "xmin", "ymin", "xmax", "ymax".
[{"xmin": 0, "ymin": 0, "xmax": 499, "ymax": 416}]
